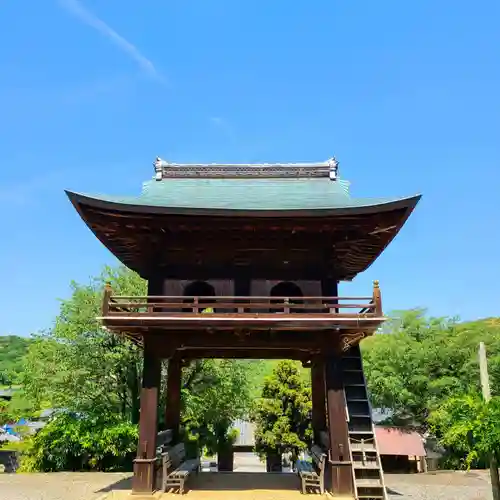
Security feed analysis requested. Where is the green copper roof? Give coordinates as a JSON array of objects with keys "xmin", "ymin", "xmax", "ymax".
[{"xmin": 71, "ymin": 177, "xmax": 414, "ymax": 212}]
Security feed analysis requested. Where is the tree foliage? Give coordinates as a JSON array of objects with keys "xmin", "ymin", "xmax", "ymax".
[
  {"xmin": 179, "ymin": 358, "xmax": 251, "ymax": 456},
  {"xmin": 19, "ymin": 412, "xmax": 138, "ymax": 472},
  {"xmin": 362, "ymin": 309, "xmax": 500, "ymax": 430},
  {"xmin": 0, "ymin": 391, "xmax": 35, "ymax": 425},
  {"xmin": 0, "ymin": 335, "xmax": 31, "ymax": 386},
  {"xmin": 429, "ymin": 394, "xmax": 500, "ymax": 469},
  {"xmin": 251, "ymin": 360, "xmax": 312, "ymax": 459},
  {"xmin": 182, "ymin": 359, "xmax": 251, "ymax": 435},
  {"xmin": 21, "ymin": 266, "xmax": 144, "ymax": 423}
]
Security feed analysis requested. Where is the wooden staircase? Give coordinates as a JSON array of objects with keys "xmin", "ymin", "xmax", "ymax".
[{"xmin": 342, "ymin": 345, "xmax": 387, "ymax": 500}]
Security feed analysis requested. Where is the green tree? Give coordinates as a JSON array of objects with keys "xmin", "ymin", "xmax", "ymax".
[
  {"xmin": 182, "ymin": 359, "xmax": 251, "ymax": 433},
  {"xmin": 18, "ymin": 412, "xmax": 138, "ymax": 472},
  {"xmin": 429, "ymin": 393, "xmax": 500, "ymax": 469},
  {"xmin": 362, "ymin": 309, "xmax": 500, "ymax": 430},
  {"xmin": 0, "ymin": 399, "xmax": 13, "ymax": 426},
  {"xmin": 180, "ymin": 359, "xmax": 251, "ymax": 458},
  {"xmin": 0, "ymin": 335, "xmax": 32, "ymax": 386},
  {"xmin": 0, "ymin": 391, "xmax": 35, "ymax": 425},
  {"xmin": 251, "ymin": 360, "xmax": 312, "ymax": 461},
  {"xmin": 22, "ymin": 265, "xmax": 144, "ymax": 423}
]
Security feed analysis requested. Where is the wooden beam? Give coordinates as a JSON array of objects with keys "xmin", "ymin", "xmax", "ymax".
[
  {"xmin": 311, "ymin": 359, "xmax": 327, "ymax": 442},
  {"xmin": 145, "ymin": 330, "xmax": 339, "ymax": 355},
  {"xmin": 164, "ymin": 354, "xmax": 182, "ymax": 442},
  {"xmin": 325, "ymin": 356, "xmax": 353, "ymax": 496},
  {"xmin": 177, "ymin": 348, "xmax": 314, "ymax": 360},
  {"xmin": 132, "ymin": 336, "xmax": 161, "ymax": 494},
  {"xmin": 106, "ymin": 325, "xmax": 382, "ymax": 354}
]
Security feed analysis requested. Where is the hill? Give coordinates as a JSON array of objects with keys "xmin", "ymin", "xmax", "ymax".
[{"xmin": 0, "ymin": 335, "xmax": 31, "ymax": 387}]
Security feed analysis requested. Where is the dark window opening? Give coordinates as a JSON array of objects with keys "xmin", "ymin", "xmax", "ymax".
[
  {"xmin": 270, "ymin": 281, "xmax": 303, "ymax": 313},
  {"xmin": 183, "ymin": 281, "xmax": 216, "ymax": 312}
]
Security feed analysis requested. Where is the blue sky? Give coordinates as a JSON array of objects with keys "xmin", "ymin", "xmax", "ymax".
[{"xmin": 0, "ymin": 0, "xmax": 499, "ymax": 336}]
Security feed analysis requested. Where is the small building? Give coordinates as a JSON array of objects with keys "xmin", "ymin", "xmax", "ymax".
[{"xmin": 375, "ymin": 426, "xmax": 427, "ymax": 473}]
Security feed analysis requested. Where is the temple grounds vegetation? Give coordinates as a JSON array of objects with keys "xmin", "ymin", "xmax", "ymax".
[
  {"xmin": 2, "ymin": 265, "xmax": 500, "ymax": 472},
  {"xmin": 0, "ymin": 335, "xmax": 31, "ymax": 387},
  {"xmin": 251, "ymin": 360, "xmax": 312, "ymax": 468}
]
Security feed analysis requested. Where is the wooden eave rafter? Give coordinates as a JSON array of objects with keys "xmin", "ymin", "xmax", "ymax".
[{"xmin": 66, "ymin": 192, "xmax": 420, "ymax": 280}]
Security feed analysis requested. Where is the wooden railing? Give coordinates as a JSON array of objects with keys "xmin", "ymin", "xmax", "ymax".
[{"xmin": 101, "ymin": 281, "xmax": 383, "ymax": 318}]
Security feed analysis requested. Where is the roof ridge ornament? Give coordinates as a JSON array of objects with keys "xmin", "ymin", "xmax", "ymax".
[
  {"xmin": 151, "ymin": 157, "xmax": 339, "ymax": 180},
  {"xmin": 153, "ymin": 156, "xmax": 168, "ymax": 181},
  {"xmin": 328, "ymin": 157, "xmax": 339, "ymax": 181}
]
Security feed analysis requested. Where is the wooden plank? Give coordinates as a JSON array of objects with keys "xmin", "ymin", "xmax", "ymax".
[{"xmin": 100, "ymin": 314, "xmax": 383, "ymax": 324}]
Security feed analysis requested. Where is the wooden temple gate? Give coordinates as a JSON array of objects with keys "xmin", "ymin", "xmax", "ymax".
[{"xmin": 67, "ymin": 158, "xmax": 420, "ymax": 498}]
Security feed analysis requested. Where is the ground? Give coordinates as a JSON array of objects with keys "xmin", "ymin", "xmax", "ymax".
[
  {"xmin": 0, "ymin": 452, "xmax": 494, "ymax": 500},
  {"xmin": 0, "ymin": 470, "xmax": 493, "ymax": 500},
  {"xmin": 385, "ymin": 470, "xmax": 492, "ymax": 500}
]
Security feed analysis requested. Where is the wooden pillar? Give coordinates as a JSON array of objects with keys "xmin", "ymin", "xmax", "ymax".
[
  {"xmin": 234, "ymin": 266, "xmax": 251, "ymax": 296},
  {"xmin": 325, "ymin": 356, "xmax": 353, "ymax": 496},
  {"xmin": 321, "ymin": 275, "xmax": 338, "ymax": 306},
  {"xmin": 321, "ymin": 276, "xmax": 353, "ymax": 495},
  {"xmin": 132, "ymin": 336, "xmax": 161, "ymax": 494},
  {"xmin": 164, "ymin": 354, "xmax": 182, "ymax": 442},
  {"xmin": 311, "ymin": 358, "xmax": 327, "ymax": 442}
]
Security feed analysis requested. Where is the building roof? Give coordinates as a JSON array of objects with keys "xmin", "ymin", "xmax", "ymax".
[
  {"xmin": 74, "ymin": 178, "xmax": 414, "ymax": 213},
  {"xmin": 38, "ymin": 409, "xmax": 56, "ymax": 420},
  {"xmin": 67, "ymin": 158, "xmax": 418, "ymax": 214},
  {"xmin": 0, "ymin": 431, "xmax": 20, "ymax": 443},
  {"xmin": 66, "ymin": 157, "xmax": 421, "ymax": 280},
  {"xmin": 375, "ymin": 426, "xmax": 426, "ymax": 457},
  {"xmin": 0, "ymin": 389, "xmax": 14, "ymax": 400}
]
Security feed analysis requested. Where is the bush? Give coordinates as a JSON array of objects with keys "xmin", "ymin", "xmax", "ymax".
[
  {"xmin": 251, "ymin": 360, "xmax": 312, "ymax": 461},
  {"xmin": 19, "ymin": 412, "xmax": 138, "ymax": 472}
]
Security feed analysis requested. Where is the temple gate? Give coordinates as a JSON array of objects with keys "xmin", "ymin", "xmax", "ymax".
[{"xmin": 67, "ymin": 157, "xmax": 420, "ymax": 499}]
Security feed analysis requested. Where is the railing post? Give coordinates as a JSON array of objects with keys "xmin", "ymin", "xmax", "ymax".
[
  {"xmin": 237, "ymin": 297, "xmax": 244, "ymax": 314},
  {"xmin": 373, "ymin": 280, "xmax": 382, "ymax": 316},
  {"xmin": 193, "ymin": 297, "xmax": 199, "ymax": 314},
  {"xmin": 102, "ymin": 282, "xmax": 112, "ymax": 316},
  {"xmin": 284, "ymin": 297, "xmax": 290, "ymax": 314}
]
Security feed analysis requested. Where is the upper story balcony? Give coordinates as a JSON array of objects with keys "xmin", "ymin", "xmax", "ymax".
[{"xmin": 99, "ymin": 281, "xmax": 384, "ymax": 336}]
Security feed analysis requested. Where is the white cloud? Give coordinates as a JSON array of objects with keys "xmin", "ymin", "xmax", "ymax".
[{"xmin": 58, "ymin": 0, "xmax": 164, "ymax": 81}]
